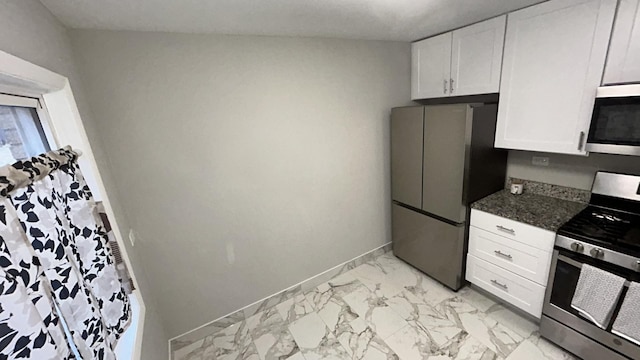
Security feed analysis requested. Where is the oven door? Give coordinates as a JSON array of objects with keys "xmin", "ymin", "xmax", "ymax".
[
  {"xmin": 543, "ymin": 249, "xmax": 640, "ymax": 359},
  {"xmin": 586, "ymin": 87, "xmax": 640, "ymax": 156}
]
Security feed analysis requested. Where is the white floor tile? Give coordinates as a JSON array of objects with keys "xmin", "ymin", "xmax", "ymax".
[
  {"xmin": 333, "ymin": 317, "xmax": 397, "ymax": 359},
  {"xmin": 170, "ymin": 251, "xmax": 577, "ymax": 360},
  {"xmin": 485, "ymin": 305, "xmax": 538, "ymax": 339},
  {"xmin": 341, "ymin": 285, "xmax": 408, "ymax": 339},
  {"xmin": 384, "ymin": 323, "xmax": 436, "ymax": 360},
  {"xmin": 458, "ymin": 311, "xmax": 523, "ymax": 358},
  {"xmin": 457, "ymin": 286, "xmax": 498, "ymax": 313},
  {"xmin": 277, "ymin": 294, "xmax": 315, "ymax": 324},
  {"xmin": 252, "ymin": 327, "xmax": 300, "ymax": 360},
  {"xmin": 506, "ymin": 338, "xmax": 576, "ymax": 360},
  {"xmin": 352, "ymin": 262, "xmax": 403, "ymax": 299},
  {"xmin": 246, "ymin": 307, "xmax": 286, "ymax": 338},
  {"xmin": 212, "ymin": 321, "xmax": 253, "ymax": 359},
  {"xmin": 288, "ymin": 313, "xmax": 331, "ymax": 350}
]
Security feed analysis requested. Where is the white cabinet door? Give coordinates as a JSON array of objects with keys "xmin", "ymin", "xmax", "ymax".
[
  {"xmin": 495, "ymin": 0, "xmax": 617, "ymax": 155},
  {"xmin": 603, "ymin": 0, "xmax": 640, "ymax": 84},
  {"xmin": 450, "ymin": 16, "xmax": 506, "ymax": 96},
  {"xmin": 411, "ymin": 33, "xmax": 452, "ymax": 100}
]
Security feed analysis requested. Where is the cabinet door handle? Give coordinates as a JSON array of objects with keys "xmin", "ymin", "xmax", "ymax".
[
  {"xmin": 578, "ymin": 131, "xmax": 586, "ymax": 151},
  {"xmin": 450, "ymin": 78, "xmax": 454, "ymax": 93},
  {"xmin": 443, "ymin": 79, "xmax": 448, "ymax": 94},
  {"xmin": 491, "ymin": 279, "xmax": 508, "ymax": 290},
  {"xmin": 496, "ymin": 225, "xmax": 515, "ymax": 235},
  {"xmin": 494, "ymin": 250, "xmax": 513, "ymax": 260}
]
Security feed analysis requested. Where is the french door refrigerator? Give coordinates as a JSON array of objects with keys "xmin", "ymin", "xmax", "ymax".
[{"xmin": 391, "ymin": 104, "xmax": 507, "ymax": 290}]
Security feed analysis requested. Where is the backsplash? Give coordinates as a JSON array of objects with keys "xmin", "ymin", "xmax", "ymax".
[
  {"xmin": 506, "ymin": 151, "xmax": 640, "ymax": 191},
  {"xmin": 506, "ymin": 178, "xmax": 591, "ymax": 203}
]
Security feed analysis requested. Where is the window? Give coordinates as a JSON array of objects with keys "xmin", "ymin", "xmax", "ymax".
[
  {"xmin": 0, "ymin": 94, "xmax": 55, "ymax": 166},
  {"xmin": 1, "ymin": 50, "xmax": 144, "ymax": 358}
]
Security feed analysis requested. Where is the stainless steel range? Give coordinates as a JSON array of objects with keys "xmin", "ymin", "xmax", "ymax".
[{"xmin": 541, "ymin": 172, "xmax": 640, "ymax": 360}]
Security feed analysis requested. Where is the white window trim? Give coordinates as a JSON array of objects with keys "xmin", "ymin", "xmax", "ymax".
[
  {"xmin": 0, "ymin": 93, "xmax": 39, "ymax": 107},
  {"xmin": 0, "ymin": 50, "xmax": 146, "ymax": 360},
  {"xmin": 0, "ymin": 93, "xmax": 58, "ymax": 156}
]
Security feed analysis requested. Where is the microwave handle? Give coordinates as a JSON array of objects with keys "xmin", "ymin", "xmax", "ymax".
[{"xmin": 577, "ymin": 131, "xmax": 586, "ymax": 151}]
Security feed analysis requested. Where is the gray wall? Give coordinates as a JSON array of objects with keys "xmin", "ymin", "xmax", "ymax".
[
  {"xmin": 0, "ymin": 1, "xmax": 169, "ymax": 359},
  {"xmin": 70, "ymin": 30, "xmax": 411, "ymax": 337},
  {"xmin": 507, "ymin": 150, "xmax": 640, "ymax": 190}
]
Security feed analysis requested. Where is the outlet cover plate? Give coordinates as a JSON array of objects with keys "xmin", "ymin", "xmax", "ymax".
[{"xmin": 532, "ymin": 156, "xmax": 550, "ymax": 166}]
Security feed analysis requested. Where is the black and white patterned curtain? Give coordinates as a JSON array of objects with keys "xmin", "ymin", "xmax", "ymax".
[{"xmin": 0, "ymin": 147, "xmax": 131, "ymax": 359}]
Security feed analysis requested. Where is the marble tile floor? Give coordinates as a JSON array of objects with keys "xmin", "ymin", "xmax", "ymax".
[{"xmin": 173, "ymin": 252, "xmax": 577, "ymax": 360}]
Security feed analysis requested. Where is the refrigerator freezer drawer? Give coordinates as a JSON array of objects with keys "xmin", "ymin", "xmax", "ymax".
[{"xmin": 392, "ymin": 203, "xmax": 465, "ymax": 290}]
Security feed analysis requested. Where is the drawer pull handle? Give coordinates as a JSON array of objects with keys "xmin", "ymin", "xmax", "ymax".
[
  {"xmin": 496, "ymin": 225, "xmax": 515, "ymax": 235},
  {"xmin": 494, "ymin": 250, "xmax": 513, "ymax": 260},
  {"xmin": 491, "ymin": 279, "xmax": 508, "ymax": 290}
]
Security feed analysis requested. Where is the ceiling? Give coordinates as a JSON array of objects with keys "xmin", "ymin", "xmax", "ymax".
[{"xmin": 40, "ymin": 0, "xmax": 546, "ymax": 42}]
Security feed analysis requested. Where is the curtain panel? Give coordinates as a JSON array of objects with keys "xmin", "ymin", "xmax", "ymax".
[{"xmin": 0, "ymin": 147, "xmax": 131, "ymax": 359}]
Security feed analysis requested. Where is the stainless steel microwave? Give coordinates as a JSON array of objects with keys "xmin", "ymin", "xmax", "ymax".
[{"xmin": 586, "ymin": 84, "xmax": 640, "ymax": 156}]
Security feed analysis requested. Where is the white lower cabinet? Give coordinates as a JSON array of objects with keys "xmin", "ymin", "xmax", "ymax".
[
  {"xmin": 469, "ymin": 226, "xmax": 552, "ymax": 285},
  {"xmin": 470, "ymin": 210, "xmax": 555, "ymax": 251},
  {"xmin": 466, "ymin": 209, "xmax": 553, "ymax": 318},
  {"xmin": 466, "ymin": 254, "xmax": 546, "ymax": 317}
]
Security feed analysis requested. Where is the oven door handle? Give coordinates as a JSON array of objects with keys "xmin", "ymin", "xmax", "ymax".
[
  {"xmin": 557, "ymin": 253, "xmax": 631, "ymax": 287},
  {"xmin": 557, "ymin": 254, "xmax": 583, "ymax": 269}
]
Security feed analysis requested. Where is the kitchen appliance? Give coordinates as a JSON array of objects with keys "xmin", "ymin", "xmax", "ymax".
[
  {"xmin": 541, "ymin": 171, "xmax": 640, "ymax": 360},
  {"xmin": 391, "ymin": 103, "xmax": 507, "ymax": 290},
  {"xmin": 586, "ymin": 84, "xmax": 640, "ymax": 156}
]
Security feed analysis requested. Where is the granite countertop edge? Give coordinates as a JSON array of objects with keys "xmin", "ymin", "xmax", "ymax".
[{"xmin": 471, "ymin": 190, "xmax": 588, "ymax": 232}]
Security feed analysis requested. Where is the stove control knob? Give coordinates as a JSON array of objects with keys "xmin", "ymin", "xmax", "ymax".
[
  {"xmin": 570, "ymin": 242, "xmax": 584, "ymax": 252},
  {"xmin": 590, "ymin": 248, "xmax": 604, "ymax": 258}
]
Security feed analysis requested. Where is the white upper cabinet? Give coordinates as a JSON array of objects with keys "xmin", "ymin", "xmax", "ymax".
[
  {"xmin": 411, "ymin": 16, "xmax": 506, "ymax": 100},
  {"xmin": 412, "ymin": 33, "xmax": 452, "ymax": 99},
  {"xmin": 495, "ymin": 0, "xmax": 617, "ymax": 155},
  {"xmin": 451, "ymin": 16, "xmax": 506, "ymax": 96},
  {"xmin": 603, "ymin": 0, "xmax": 640, "ymax": 84}
]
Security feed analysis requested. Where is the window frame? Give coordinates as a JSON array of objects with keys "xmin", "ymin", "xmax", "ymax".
[
  {"xmin": 0, "ymin": 93, "xmax": 59, "ymax": 155},
  {"xmin": 0, "ymin": 50, "xmax": 146, "ymax": 360}
]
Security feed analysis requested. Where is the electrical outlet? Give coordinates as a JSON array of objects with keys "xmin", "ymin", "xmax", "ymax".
[
  {"xmin": 128, "ymin": 229, "xmax": 136, "ymax": 247},
  {"xmin": 532, "ymin": 156, "xmax": 550, "ymax": 167}
]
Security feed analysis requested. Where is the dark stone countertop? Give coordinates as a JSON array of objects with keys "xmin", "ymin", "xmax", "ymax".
[{"xmin": 471, "ymin": 190, "xmax": 587, "ymax": 232}]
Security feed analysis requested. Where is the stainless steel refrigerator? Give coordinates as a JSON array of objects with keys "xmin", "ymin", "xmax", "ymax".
[{"xmin": 391, "ymin": 103, "xmax": 507, "ymax": 290}]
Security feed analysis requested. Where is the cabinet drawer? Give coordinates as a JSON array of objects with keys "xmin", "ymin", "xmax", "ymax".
[
  {"xmin": 466, "ymin": 254, "xmax": 545, "ymax": 318},
  {"xmin": 469, "ymin": 226, "xmax": 552, "ymax": 285},
  {"xmin": 470, "ymin": 209, "xmax": 555, "ymax": 251}
]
